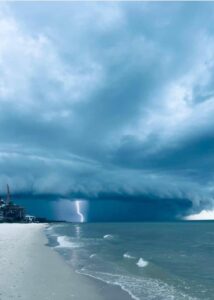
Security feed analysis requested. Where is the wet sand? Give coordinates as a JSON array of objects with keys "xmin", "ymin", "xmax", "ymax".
[{"xmin": 0, "ymin": 224, "xmax": 132, "ymax": 300}]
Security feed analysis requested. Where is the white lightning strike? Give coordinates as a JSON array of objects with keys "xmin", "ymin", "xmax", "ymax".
[{"xmin": 75, "ymin": 200, "xmax": 84, "ymax": 222}]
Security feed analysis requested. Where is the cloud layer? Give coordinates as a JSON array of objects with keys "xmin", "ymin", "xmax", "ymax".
[{"xmin": 1, "ymin": 2, "xmax": 214, "ymax": 216}]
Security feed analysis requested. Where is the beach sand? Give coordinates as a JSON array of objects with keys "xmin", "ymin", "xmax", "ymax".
[{"xmin": 0, "ymin": 224, "xmax": 132, "ymax": 300}]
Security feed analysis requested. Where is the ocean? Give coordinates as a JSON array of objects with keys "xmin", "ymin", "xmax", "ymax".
[{"xmin": 46, "ymin": 222, "xmax": 214, "ymax": 300}]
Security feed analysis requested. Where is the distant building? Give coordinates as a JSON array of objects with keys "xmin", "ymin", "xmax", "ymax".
[
  {"xmin": 1, "ymin": 202, "xmax": 25, "ymax": 222},
  {"xmin": 0, "ymin": 185, "xmax": 26, "ymax": 222},
  {"xmin": 0, "ymin": 209, "xmax": 4, "ymax": 222},
  {"xmin": 24, "ymin": 215, "xmax": 37, "ymax": 223}
]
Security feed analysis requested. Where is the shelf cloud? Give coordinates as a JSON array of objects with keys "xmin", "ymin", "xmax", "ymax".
[{"xmin": 1, "ymin": 2, "xmax": 214, "ymax": 218}]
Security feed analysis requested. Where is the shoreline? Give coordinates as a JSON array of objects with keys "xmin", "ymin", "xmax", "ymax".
[{"xmin": 0, "ymin": 223, "xmax": 132, "ymax": 300}]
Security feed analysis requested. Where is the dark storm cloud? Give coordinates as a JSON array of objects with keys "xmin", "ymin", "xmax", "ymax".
[{"xmin": 1, "ymin": 2, "xmax": 214, "ymax": 217}]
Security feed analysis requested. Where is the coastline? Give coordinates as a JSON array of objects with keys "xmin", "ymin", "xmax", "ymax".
[{"xmin": 0, "ymin": 223, "xmax": 132, "ymax": 300}]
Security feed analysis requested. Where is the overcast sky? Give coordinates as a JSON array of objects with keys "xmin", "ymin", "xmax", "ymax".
[{"xmin": 1, "ymin": 2, "xmax": 214, "ymax": 218}]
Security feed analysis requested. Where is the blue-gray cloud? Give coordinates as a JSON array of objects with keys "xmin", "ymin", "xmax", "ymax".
[{"xmin": 1, "ymin": 2, "xmax": 214, "ymax": 217}]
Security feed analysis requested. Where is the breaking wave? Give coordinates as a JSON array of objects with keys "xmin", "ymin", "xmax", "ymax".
[
  {"xmin": 77, "ymin": 269, "xmax": 195, "ymax": 300},
  {"xmin": 56, "ymin": 236, "xmax": 82, "ymax": 248},
  {"xmin": 123, "ymin": 252, "xmax": 136, "ymax": 259},
  {"xmin": 103, "ymin": 234, "xmax": 115, "ymax": 240},
  {"xmin": 136, "ymin": 257, "xmax": 148, "ymax": 268},
  {"xmin": 89, "ymin": 253, "xmax": 97, "ymax": 258}
]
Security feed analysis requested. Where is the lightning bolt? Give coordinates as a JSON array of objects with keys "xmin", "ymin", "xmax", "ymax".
[{"xmin": 75, "ymin": 200, "xmax": 84, "ymax": 222}]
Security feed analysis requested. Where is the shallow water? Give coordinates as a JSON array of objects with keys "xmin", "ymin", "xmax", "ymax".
[{"xmin": 46, "ymin": 222, "xmax": 214, "ymax": 300}]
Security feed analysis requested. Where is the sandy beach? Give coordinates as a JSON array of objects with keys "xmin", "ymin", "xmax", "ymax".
[{"xmin": 0, "ymin": 224, "xmax": 132, "ymax": 300}]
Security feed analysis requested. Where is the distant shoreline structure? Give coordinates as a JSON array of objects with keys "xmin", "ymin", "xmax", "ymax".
[{"xmin": 0, "ymin": 184, "xmax": 47, "ymax": 223}]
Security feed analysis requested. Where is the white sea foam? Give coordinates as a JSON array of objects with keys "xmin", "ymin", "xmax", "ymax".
[
  {"xmin": 123, "ymin": 252, "xmax": 136, "ymax": 259},
  {"xmin": 46, "ymin": 226, "xmax": 53, "ymax": 231},
  {"xmin": 103, "ymin": 234, "xmax": 114, "ymax": 240},
  {"xmin": 56, "ymin": 236, "xmax": 81, "ymax": 248},
  {"xmin": 89, "ymin": 253, "xmax": 97, "ymax": 258},
  {"xmin": 77, "ymin": 269, "xmax": 140, "ymax": 300},
  {"xmin": 77, "ymin": 269, "xmax": 196, "ymax": 300},
  {"xmin": 136, "ymin": 257, "xmax": 148, "ymax": 267}
]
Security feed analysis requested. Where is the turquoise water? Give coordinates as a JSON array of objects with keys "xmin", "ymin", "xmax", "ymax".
[{"xmin": 46, "ymin": 222, "xmax": 214, "ymax": 300}]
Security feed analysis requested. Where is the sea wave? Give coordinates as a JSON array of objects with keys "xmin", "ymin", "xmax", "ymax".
[
  {"xmin": 103, "ymin": 234, "xmax": 115, "ymax": 240},
  {"xmin": 77, "ymin": 269, "xmax": 139, "ymax": 300},
  {"xmin": 77, "ymin": 269, "xmax": 196, "ymax": 300},
  {"xmin": 89, "ymin": 253, "xmax": 97, "ymax": 258},
  {"xmin": 56, "ymin": 236, "xmax": 81, "ymax": 248},
  {"xmin": 136, "ymin": 257, "xmax": 148, "ymax": 268},
  {"xmin": 46, "ymin": 226, "xmax": 53, "ymax": 231},
  {"xmin": 123, "ymin": 252, "xmax": 136, "ymax": 259}
]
